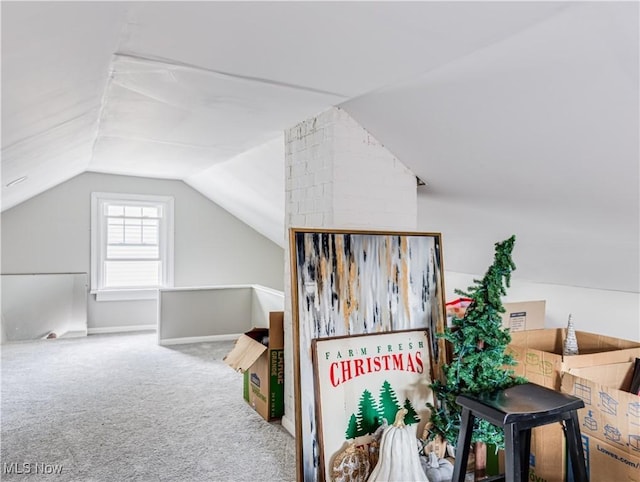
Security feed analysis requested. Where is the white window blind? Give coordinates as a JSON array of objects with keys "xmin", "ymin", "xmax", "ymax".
[
  {"xmin": 91, "ymin": 193, "xmax": 174, "ymax": 299},
  {"xmin": 104, "ymin": 204, "xmax": 161, "ymax": 288}
]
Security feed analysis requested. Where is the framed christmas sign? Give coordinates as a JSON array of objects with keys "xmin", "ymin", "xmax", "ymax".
[
  {"xmin": 289, "ymin": 228, "xmax": 446, "ymax": 481},
  {"xmin": 312, "ymin": 329, "xmax": 434, "ymax": 482}
]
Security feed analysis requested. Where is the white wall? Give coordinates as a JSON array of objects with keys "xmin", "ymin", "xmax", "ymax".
[
  {"xmin": 444, "ymin": 266, "xmax": 640, "ymax": 342},
  {"xmin": 251, "ymin": 285, "xmax": 285, "ymax": 329},
  {"xmin": 157, "ymin": 284, "xmax": 284, "ymax": 344},
  {"xmin": 1, "ymin": 273, "xmax": 88, "ymax": 340},
  {"xmin": 158, "ymin": 286, "xmax": 253, "ymax": 342},
  {"xmin": 418, "ymin": 194, "xmax": 640, "ymax": 342},
  {"xmin": 443, "ymin": 268, "xmax": 640, "ymax": 341},
  {"xmin": 1, "ymin": 172, "xmax": 285, "ymax": 331}
]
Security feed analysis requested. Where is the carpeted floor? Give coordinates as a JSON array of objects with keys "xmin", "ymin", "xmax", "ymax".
[{"xmin": 1, "ymin": 332, "xmax": 296, "ymax": 481}]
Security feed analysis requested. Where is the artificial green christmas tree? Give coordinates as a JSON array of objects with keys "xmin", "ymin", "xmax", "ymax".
[{"xmin": 428, "ymin": 235, "xmax": 525, "ymax": 448}]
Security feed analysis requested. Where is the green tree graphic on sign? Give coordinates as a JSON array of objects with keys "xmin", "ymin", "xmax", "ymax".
[
  {"xmin": 345, "ymin": 414, "xmax": 358, "ymax": 439},
  {"xmin": 345, "ymin": 382, "xmax": 419, "ymax": 439},
  {"xmin": 378, "ymin": 380, "xmax": 402, "ymax": 424},
  {"xmin": 355, "ymin": 389, "xmax": 380, "ymax": 437},
  {"xmin": 403, "ymin": 398, "xmax": 420, "ymax": 425}
]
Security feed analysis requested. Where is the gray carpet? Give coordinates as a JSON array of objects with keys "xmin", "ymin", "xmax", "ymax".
[{"xmin": 1, "ymin": 332, "xmax": 296, "ymax": 481}]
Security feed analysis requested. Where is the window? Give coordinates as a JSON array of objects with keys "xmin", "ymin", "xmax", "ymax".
[{"xmin": 91, "ymin": 192, "xmax": 174, "ymax": 300}]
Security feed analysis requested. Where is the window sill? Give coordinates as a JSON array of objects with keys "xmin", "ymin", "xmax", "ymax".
[{"xmin": 92, "ymin": 289, "xmax": 159, "ymax": 302}]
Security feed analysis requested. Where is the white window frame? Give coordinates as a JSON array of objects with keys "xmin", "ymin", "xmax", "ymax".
[{"xmin": 91, "ymin": 192, "xmax": 174, "ymax": 301}]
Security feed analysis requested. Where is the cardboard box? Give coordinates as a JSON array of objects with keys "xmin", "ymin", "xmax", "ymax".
[
  {"xmin": 527, "ymin": 423, "xmax": 566, "ymax": 482},
  {"xmin": 562, "ymin": 362, "xmax": 640, "ymax": 456},
  {"xmin": 569, "ymin": 433, "xmax": 640, "ymax": 482},
  {"xmin": 224, "ymin": 311, "xmax": 284, "ymax": 421},
  {"xmin": 508, "ymin": 329, "xmax": 640, "ymax": 390},
  {"xmin": 446, "ymin": 299, "xmax": 545, "ymax": 332},
  {"xmin": 507, "ymin": 329, "xmax": 640, "ymax": 481},
  {"xmin": 501, "ymin": 300, "xmax": 546, "ymax": 332}
]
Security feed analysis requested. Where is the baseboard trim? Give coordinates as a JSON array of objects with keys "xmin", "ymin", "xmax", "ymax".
[
  {"xmin": 60, "ymin": 330, "xmax": 88, "ymax": 338},
  {"xmin": 88, "ymin": 324, "xmax": 157, "ymax": 335},
  {"xmin": 158, "ymin": 334, "xmax": 241, "ymax": 346},
  {"xmin": 281, "ymin": 414, "xmax": 296, "ymax": 438}
]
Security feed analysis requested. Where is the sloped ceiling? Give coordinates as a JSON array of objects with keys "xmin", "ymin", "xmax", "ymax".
[
  {"xmin": 342, "ymin": 1, "xmax": 639, "ymax": 293},
  {"xmin": 2, "ymin": 2, "xmax": 638, "ymax": 293}
]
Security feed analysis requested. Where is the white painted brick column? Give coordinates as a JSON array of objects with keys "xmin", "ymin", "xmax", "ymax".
[{"xmin": 281, "ymin": 107, "xmax": 417, "ymax": 437}]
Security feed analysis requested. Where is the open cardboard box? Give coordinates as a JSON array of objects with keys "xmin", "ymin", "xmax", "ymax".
[
  {"xmin": 506, "ymin": 329, "xmax": 640, "ymax": 482},
  {"xmin": 562, "ymin": 361, "xmax": 640, "ymax": 456},
  {"xmin": 567, "ymin": 432, "xmax": 640, "ymax": 482},
  {"xmin": 508, "ymin": 328, "xmax": 640, "ymax": 390},
  {"xmin": 224, "ymin": 311, "xmax": 284, "ymax": 421}
]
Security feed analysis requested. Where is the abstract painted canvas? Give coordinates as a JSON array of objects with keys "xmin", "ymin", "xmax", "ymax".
[{"xmin": 289, "ymin": 228, "xmax": 446, "ymax": 481}]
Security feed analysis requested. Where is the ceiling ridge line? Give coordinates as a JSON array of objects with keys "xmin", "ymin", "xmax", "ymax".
[
  {"xmin": 87, "ymin": 55, "xmax": 119, "ymax": 168},
  {"xmin": 97, "ymin": 134, "xmax": 237, "ymax": 151},
  {"xmin": 108, "ymin": 76, "xmax": 190, "ymax": 110},
  {"xmin": 84, "ymin": 4, "xmax": 137, "ymax": 168},
  {"xmin": 342, "ymin": 2, "xmax": 575, "ymax": 107},
  {"xmin": 113, "ymin": 51, "xmax": 350, "ymax": 99},
  {"xmin": 1, "ymin": 108, "xmax": 99, "ymax": 153},
  {"xmin": 184, "ymin": 133, "xmax": 285, "ymax": 179}
]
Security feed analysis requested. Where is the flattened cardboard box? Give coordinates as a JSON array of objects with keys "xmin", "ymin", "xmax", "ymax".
[
  {"xmin": 562, "ymin": 362, "xmax": 640, "ymax": 457},
  {"xmin": 501, "ymin": 300, "xmax": 546, "ymax": 332},
  {"xmin": 224, "ymin": 311, "xmax": 284, "ymax": 421},
  {"xmin": 567, "ymin": 434, "xmax": 640, "ymax": 482},
  {"xmin": 507, "ymin": 329, "xmax": 640, "ymax": 482}
]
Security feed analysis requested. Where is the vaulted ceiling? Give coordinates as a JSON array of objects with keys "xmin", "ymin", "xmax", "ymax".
[{"xmin": 2, "ymin": 2, "xmax": 638, "ymax": 293}]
